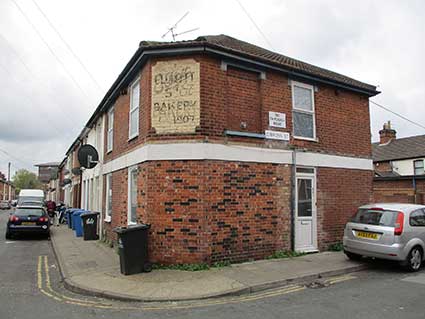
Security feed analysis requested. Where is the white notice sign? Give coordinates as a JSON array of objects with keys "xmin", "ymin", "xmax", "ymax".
[
  {"xmin": 269, "ymin": 112, "xmax": 286, "ymax": 128},
  {"xmin": 265, "ymin": 130, "xmax": 290, "ymax": 141}
]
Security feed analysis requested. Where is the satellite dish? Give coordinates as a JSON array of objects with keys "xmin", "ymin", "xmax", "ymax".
[
  {"xmin": 62, "ymin": 178, "xmax": 72, "ymax": 186},
  {"xmin": 72, "ymin": 167, "xmax": 82, "ymax": 175},
  {"xmin": 78, "ymin": 144, "xmax": 99, "ymax": 169}
]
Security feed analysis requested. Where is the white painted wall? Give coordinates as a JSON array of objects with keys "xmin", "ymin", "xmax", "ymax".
[
  {"xmin": 392, "ymin": 157, "xmax": 425, "ymax": 176},
  {"xmin": 81, "ymin": 115, "xmax": 105, "ymax": 213}
]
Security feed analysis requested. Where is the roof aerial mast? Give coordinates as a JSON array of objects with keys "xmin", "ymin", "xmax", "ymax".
[{"xmin": 162, "ymin": 11, "xmax": 199, "ymax": 41}]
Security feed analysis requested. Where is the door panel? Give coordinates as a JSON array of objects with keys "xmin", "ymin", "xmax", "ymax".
[{"xmin": 295, "ymin": 175, "xmax": 317, "ymax": 252}]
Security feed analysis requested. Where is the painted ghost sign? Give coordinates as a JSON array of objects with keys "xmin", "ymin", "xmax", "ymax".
[{"xmin": 151, "ymin": 59, "xmax": 200, "ymax": 134}]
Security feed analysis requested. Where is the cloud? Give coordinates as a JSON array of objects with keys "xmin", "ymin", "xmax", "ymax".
[{"xmin": 0, "ymin": 0, "xmax": 423, "ymax": 176}]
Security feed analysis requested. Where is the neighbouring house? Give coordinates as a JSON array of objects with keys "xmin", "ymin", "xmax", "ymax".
[
  {"xmin": 62, "ymin": 34, "xmax": 380, "ymax": 264},
  {"xmin": 373, "ymin": 121, "xmax": 425, "ymax": 204},
  {"xmin": 35, "ymin": 162, "xmax": 60, "ymax": 184},
  {"xmin": 0, "ymin": 175, "xmax": 15, "ymax": 201}
]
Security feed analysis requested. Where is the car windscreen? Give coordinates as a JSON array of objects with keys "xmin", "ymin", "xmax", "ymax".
[
  {"xmin": 14, "ymin": 208, "xmax": 45, "ymax": 217},
  {"xmin": 18, "ymin": 197, "xmax": 43, "ymax": 205},
  {"xmin": 351, "ymin": 209, "xmax": 398, "ymax": 227}
]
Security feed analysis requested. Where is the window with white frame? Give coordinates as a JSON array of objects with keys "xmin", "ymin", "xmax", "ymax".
[
  {"xmin": 414, "ymin": 160, "xmax": 424, "ymax": 175},
  {"xmin": 291, "ymin": 81, "xmax": 316, "ymax": 140},
  {"xmin": 107, "ymin": 108, "xmax": 114, "ymax": 152},
  {"xmin": 129, "ymin": 79, "xmax": 140, "ymax": 139},
  {"xmin": 128, "ymin": 166, "xmax": 138, "ymax": 225},
  {"xmin": 105, "ymin": 174, "xmax": 112, "ymax": 221}
]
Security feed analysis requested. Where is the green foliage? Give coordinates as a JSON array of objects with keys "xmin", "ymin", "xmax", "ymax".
[
  {"xmin": 12, "ymin": 169, "xmax": 42, "ymax": 193},
  {"xmin": 152, "ymin": 263, "xmax": 210, "ymax": 271},
  {"xmin": 266, "ymin": 250, "xmax": 306, "ymax": 260},
  {"xmin": 328, "ymin": 242, "xmax": 344, "ymax": 251},
  {"xmin": 152, "ymin": 260, "xmax": 232, "ymax": 271},
  {"xmin": 212, "ymin": 260, "xmax": 231, "ymax": 268}
]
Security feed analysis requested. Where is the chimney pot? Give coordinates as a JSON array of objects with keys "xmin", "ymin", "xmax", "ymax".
[{"xmin": 379, "ymin": 121, "xmax": 396, "ymax": 144}]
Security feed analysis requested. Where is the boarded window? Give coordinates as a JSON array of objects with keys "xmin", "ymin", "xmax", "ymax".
[{"xmin": 226, "ymin": 67, "xmax": 261, "ymax": 133}]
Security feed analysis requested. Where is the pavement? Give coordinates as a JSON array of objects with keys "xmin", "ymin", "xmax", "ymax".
[{"xmin": 50, "ymin": 224, "xmax": 368, "ymax": 302}]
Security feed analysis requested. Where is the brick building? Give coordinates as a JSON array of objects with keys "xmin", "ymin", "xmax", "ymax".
[
  {"xmin": 65, "ymin": 35, "xmax": 379, "ymax": 265},
  {"xmin": 373, "ymin": 121, "xmax": 425, "ymax": 204}
]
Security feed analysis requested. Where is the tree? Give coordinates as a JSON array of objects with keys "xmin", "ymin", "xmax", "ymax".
[{"xmin": 12, "ymin": 169, "xmax": 42, "ymax": 193}]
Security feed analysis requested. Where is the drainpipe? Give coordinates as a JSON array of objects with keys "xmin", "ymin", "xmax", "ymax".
[
  {"xmin": 290, "ymin": 147, "xmax": 297, "ymax": 251},
  {"xmin": 413, "ymin": 175, "xmax": 417, "ymax": 204}
]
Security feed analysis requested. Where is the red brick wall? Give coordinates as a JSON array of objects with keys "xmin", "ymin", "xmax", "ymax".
[
  {"xmin": 98, "ymin": 51, "xmax": 374, "ymax": 263},
  {"xmin": 316, "ymin": 167, "xmax": 373, "ymax": 250},
  {"xmin": 373, "ymin": 178, "xmax": 425, "ymax": 205},
  {"xmin": 374, "ymin": 161, "xmax": 392, "ymax": 174},
  {"xmin": 103, "ymin": 160, "xmax": 372, "ymax": 264},
  {"xmin": 103, "ymin": 54, "xmax": 372, "ymax": 163},
  {"xmin": 104, "ymin": 160, "xmax": 292, "ymax": 264},
  {"xmin": 225, "ymin": 67, "xmax": 262, "ymax": 133}
]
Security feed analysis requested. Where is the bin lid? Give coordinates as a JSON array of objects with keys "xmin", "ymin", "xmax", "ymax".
[
  {"xmin": 113, "ymin": 224, "xmax": 150, "ymax": 234},
  {"xmin": 80, "ymin": 211, "xmax": 100, "ymax": 217},
  {"xmin": 72, "ymin": 209, "xmax": 87, "ymax": 216}
]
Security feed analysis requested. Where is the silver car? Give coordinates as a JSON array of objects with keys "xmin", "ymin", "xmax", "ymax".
[{"xmin": 343, "ymin": 203, "xmax": 425, "ymax": 271}]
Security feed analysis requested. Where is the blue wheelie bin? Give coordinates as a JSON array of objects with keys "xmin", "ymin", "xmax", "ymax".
[
  {"xmin": 66, "ymin": 208, "xmax": 78, "ymax": 229},
  {"xmin": 72, "ymin": 210, "xmax": 86, "ymax": 237}
]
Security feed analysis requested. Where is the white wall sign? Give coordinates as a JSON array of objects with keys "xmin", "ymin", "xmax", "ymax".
[
  {"xmin": 265, "ymin": 130, "xmax": 290, "ymax": 141},
  {"xmin": 269, "ymin": 112, "xmax": 286, "ymax": 128}
]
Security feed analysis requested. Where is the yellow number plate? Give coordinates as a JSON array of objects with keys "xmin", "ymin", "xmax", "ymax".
[
  {"xmin": 356, "ymin": 231, "xmax": 378, "ymax": 240},
  {"xmin": 21, "ymin": 222, "xmax": 35, "ymax": 225}
]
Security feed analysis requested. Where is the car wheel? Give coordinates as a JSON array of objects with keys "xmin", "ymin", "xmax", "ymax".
[
  {"xmin": 143, "ymin": 262, "xmax": 152, "ymax": 273},
  {"xmin": 5, "ymin": 230, "xmax": 12, "ymax": 240},
  {"xmin": 344, "ymin": 251, "xmax": 362, "ymax": 261},
  {"xmin": 406, "ymin": 246, "xmax": 423, "ymax": 272}
]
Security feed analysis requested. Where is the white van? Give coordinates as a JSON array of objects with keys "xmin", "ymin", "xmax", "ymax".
[{"xmin": 18, "ymin": 189, "xmax": 45, "ymax": 207}]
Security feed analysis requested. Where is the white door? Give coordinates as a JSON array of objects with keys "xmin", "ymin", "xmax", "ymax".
[{"xmin": 295, "ymin": 174, "xmax": 317, "ymax": 252}]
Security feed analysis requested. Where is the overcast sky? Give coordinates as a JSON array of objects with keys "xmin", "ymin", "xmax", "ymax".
[{"xmin": 0, "ymin": 0, "xmax": 424, "ymax": 177}]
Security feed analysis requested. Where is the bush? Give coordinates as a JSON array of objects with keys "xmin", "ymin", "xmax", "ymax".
[
  {"xmin": 328, "ymin": 242, "xmax": 344, "ymax": 251},
  {"xmin": 266, "ymin": 250, "xmax": 306, "ymax": 260}
]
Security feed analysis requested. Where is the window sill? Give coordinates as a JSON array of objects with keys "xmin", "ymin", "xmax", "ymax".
[
  {"xmin": 293, "ymin": 136, "xmax": 319, "ymax": 142},
  {"xmin": 128, "ymin": 134, "xmax": 139, "ymax": 142},
  {"xmin": 224, "ymin": 130, "xmax": 265, "ymax": 139}
]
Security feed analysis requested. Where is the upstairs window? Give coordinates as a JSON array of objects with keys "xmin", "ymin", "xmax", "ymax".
[
  {"xmin": 129, "ymin": 79, "xmax": 140, "ymax": 139},
  {"xmin": 107, "ymin": 108, "xmax": 114, "ymax": 153},
  {"xmin": 292, "ymin": 81, "xmax": 316, "ymax": 140},
  {"xmin": 414, "ymin": 160, "xmax": 424, "ymax": 175}
]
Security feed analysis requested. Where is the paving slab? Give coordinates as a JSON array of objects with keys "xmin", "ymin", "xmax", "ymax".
[{"xmin": 50, "ymin": 225, "xmax": 368, "ymax": 301}]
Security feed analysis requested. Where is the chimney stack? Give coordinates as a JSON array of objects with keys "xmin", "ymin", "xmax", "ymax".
[{"xmin": 379, "ymin": 121, "xmax": 396, "ymax": 144}]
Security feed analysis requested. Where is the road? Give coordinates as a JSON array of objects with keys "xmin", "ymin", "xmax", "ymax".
[{"xmin": 1, "ymin": 208, "xmax": 425, "ymax": 319}]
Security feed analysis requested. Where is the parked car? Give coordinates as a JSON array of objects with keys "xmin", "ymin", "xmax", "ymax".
[
  {"xmin": 343, "ymin": 203, "xmax": 425, "ymax": 271},
  {"xmin": 0, "ymin": 200, "xmax": 11, "ymax": 210},
  {"xmin": 5, "ymin": 206, "xmax": 50, "ymax": 239}
]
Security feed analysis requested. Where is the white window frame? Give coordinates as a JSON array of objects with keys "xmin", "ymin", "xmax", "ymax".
[
  {"xmin": 128, "ymin": 78, "xmax": 140, "ymax": 140},
  {"xmin": 105, "ymin": 173, "xmax": 112, "ymax": 222},
  {"xmin": 414, "ymin": 160, "xmax": 424, "ymax": 175},
  {"xmin": 127, "ymin": 166, "xmax": 138, "ymax": 225},
  {"xmin": 107, "ymin": 108, "xmax": 114, "ymax": 153},
  {"xmin": 291, "ymin": 81, "xmax": 316, "ymax": 141}
]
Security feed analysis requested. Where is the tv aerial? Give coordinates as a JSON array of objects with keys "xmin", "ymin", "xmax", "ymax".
[{"xmin": 162, "ymin": 11, "xmax": 199, "ymax": 41}]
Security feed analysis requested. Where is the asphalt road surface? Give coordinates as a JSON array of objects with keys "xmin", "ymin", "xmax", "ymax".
[{"xmin": 1, "ymin": 209, "xmax": 425, "ymax": 319}]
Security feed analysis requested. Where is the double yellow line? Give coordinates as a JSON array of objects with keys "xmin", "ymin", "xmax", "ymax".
[{"xmin": 36, "ymin": 255, "xmax": 354, "ymax": 311}]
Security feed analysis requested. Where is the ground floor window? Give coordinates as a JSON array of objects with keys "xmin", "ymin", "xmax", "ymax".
[{"xmin": 105, "ymin": 174, "xmax": 112, "ymax": 221}]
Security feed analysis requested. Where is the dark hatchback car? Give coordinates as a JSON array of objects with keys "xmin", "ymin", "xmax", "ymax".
[{"xmin": 6, "ymin": 206, "xmax": 50, "ymax": 239}]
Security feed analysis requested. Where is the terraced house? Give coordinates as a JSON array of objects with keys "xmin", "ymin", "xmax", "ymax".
[{"xmin": 65, "ymin": 35, "xmax": 380, "ymax": 265}]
